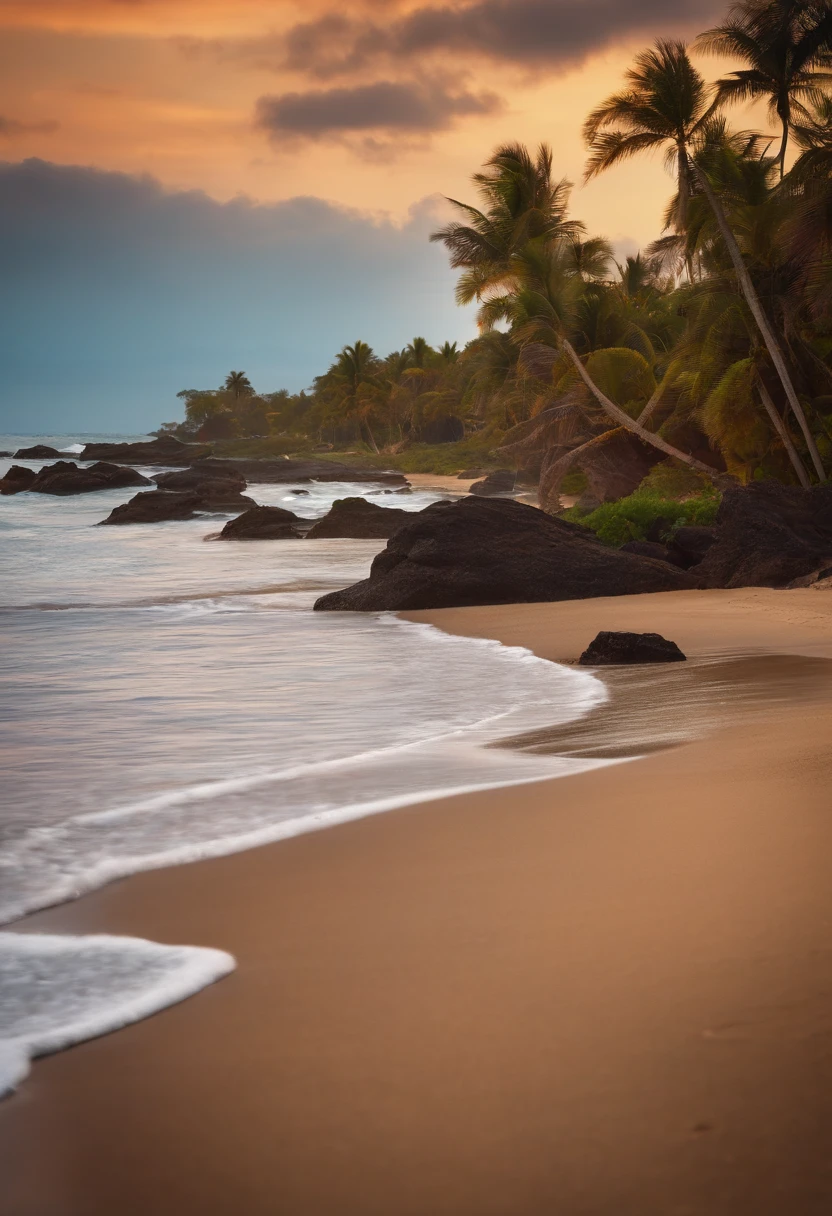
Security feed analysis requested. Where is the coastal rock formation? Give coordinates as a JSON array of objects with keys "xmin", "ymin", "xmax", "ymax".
[
  {"xmin": 579, "ymin": 631, "xmax": 687, "ymax": 665},
  {"xmin": 668, "ymin": 525, "xmax": 718, "ymax": 568},
  {"xmin": 190, "ymin": 457, "xmax": 408, "ymax": 487},
  {"xmin": 695, "ymin": 481, "xmax": 832, "ymax": 588},
  {"xmin": 27, "ymin": 461, "xmax": 151, "ymax": 495},
  {"xmin": 79, "ymin": 437, "xmax": 212, "ymax": 465},
  {"xmin": 578, "ymin": 430, "xmax": 663, "ymax": 505},
  {"xmin": 469, "ymin": 469, "xmax": 517, "ymax": 496},
  {"xmin": 315, "ymin": 497, "xmax": 695, "ymax": 612},
  {"xmin": 619, "ymin": 540, "xmax": 685, "ymax": 567},
  {"xmin": 217, "ymin": 506, "xmax": 302, "ymax": 540},
  {"xmin": 306, "ymin": 497, "xmax": 413, "ymax": 539},
  {"xmin": 99, "ymin": 483, "xmax": 253, "ymax": 524},
  {"xmin": 152, "ymin": 465, "xmax": 246, "ymax": 492},
  {"xmin": 0, "ymin": 465, "xmax": 37, "ymax": 494},
  {"xmin": 13, "ymin": 445, "xmax": 61, "ymax": 459}
]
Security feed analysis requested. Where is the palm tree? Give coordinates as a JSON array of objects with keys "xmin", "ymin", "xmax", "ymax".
[
  {"xmin": 430, "ymin": 142, "xmax": 585, "ymax": 320},
  {"xmin": 583, "ymin": 39, "xmax": 720, "ymax": 277},
  {"xmin": 223, "ymin": 370, "xmax": 254, "ymax": 400},
  {"xmin": 696, "ymin": 0, "xmax": 832, "ymax": 179},
  {"xmin": 585, "ymin": 39, "xmax": 826, "ymax": 479},
  {"xmin": 330, "ymin": 341, "xmax": 382, "ymax": 452}
]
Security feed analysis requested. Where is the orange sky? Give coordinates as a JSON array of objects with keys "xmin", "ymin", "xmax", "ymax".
[{"xmin": 0, "ymin": 0, "xmax": 755, "ymax": 248}]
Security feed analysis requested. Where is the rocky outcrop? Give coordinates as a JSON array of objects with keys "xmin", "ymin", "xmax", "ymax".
[
  {"xmin": 190, "ymin": 457, "xmax": 408, "ymax": 487},
  {"xmin": 695, "ymin": 481, "xmax": 832, "ymax": 588},
  {"xmin": 217, "ymin": 506, "xmax": 302, "ymax": 540},
  {"xmin": 99, "ymin": 482, "xmax": 253, "ymax": 524},
  {"xmin": 619, "ymin": 540, "xmax": 686, "ymax": 567},
  {"xmin": 314, "ymin": 497, "xmax": 695, "ymax": 612},
  {"xmin": 27, "ymin": 461, "xmax": 151, "ymax": 495},
  {"xmin": 0, "ymin": 465, "xmax": 37, "ymax": 494},
  {"xmin": 13, "ymin": 445, "xmax": 61, "ymax": 459},
  {"xmin": 577, "ymin": 430, "xmax": 663, "ymax": 505},
  {"xmin": 668, "ymin": 525, "xmax": 718, "ymax": 567},
  {"xmin": 306, "ymin": 497, "xmax": 413, "ymax": 539},
  {"xmin": 79, "ymin": 437, "xmax": 211, "ymax": 466},
  {"xmin": 152, "ymin": 465, "xmax": 246, "ymax": 491},
  {"xmin": 579, "ymin": 631, "xmax": 687, "ymax": 665},
  {"xmin": 99, "ymin": 491, "xmax": 205, "ymax": 525},
  {"xmin": 469, "ymin": 469, "xmax": 517, "ymax": 496}
]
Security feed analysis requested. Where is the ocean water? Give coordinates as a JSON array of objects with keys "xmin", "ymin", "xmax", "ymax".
[{"xmin": 0, "ymin": 434, "xmax": 608, "ymax": 1095}]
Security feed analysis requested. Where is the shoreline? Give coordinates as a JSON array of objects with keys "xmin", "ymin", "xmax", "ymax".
[{"xmin": 2, "ymin": 588, "xmax": 832, "ymax": 1213}]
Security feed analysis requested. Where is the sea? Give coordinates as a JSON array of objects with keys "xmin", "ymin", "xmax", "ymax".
[{"xmin": 0, "ymin": 434, "xmax": 609, "ymax": 1095}]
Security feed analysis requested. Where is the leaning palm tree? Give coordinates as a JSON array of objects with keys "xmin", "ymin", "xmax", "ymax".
[
  {"xmin": 584, "ymin": 39, "xmax": 721, "ymax": 277},
  {"xmin": 585, "ymin": 39, "xmax": 826, "ymax": 479},
  {"xmin": 696, "ymin": 0, "xmax": 832, "ymax": 179}
]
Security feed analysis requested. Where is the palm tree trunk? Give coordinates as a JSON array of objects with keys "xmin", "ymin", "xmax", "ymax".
[
  {"xmin": 778, "ymin": 118, "xmax": 789, "ymax": 181},
  {"xmin": 691, "ymin": 161, "xmax": 826, "ymax": 482},
  {"xmin": 636, "ymin": 378, "xmax": 666, "ymax": 427},
  {"xmin": 757, "ymin": 379, "xmax": 811, "ymax": 488},
  {"xmin": 363, "ymin": 419, "xmax": 380, "ymax": 454},
  {"xmin": 560, "ymin": 339, "xmax": 722, "ymax": 476}
]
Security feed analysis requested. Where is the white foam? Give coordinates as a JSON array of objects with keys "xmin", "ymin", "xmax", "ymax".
[
  {"xmin": 58, "ymin": 443, "xmax": 85, "ymax": 454},
  {"xmin": 0, "ymin": 932, "xmax": 235, "ymax": 1098}
]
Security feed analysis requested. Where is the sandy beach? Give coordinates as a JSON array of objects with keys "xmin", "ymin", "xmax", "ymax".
[{"xmin": 2, "ymin": 587, "xmax": 832, "ymax": 1215}]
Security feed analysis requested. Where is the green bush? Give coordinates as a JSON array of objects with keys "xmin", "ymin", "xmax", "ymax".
[
  {"xmin": 636, "ymin": 459, "xmax": 716, "ymax": 499},
  {"xmin": 563, "ymin": 489, "xmax": 720, "ymax": 547}
]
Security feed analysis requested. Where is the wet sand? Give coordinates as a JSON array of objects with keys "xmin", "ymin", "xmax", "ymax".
[{"xmin": 2, "ymin": 588, "xmax": 832, "ymax": 1215}]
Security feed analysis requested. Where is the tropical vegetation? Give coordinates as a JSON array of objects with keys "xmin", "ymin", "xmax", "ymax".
[{"xmin": 159, "ymin": 0, "xmax": 832, "ymax": 514}]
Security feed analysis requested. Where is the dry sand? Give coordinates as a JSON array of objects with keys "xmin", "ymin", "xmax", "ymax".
[{"xmin": 2, "ymin": 588, "xmax": 832, "ymax": 1215}]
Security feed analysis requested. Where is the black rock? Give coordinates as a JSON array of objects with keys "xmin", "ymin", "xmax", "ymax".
[
  {"xmin": 579, "ymin": 631, "xmax": 687, "ymax": 665},
  {"xmin": 99, "ymin": 491, "xmax": 205, "ymax": 524},
  {"xmin": 80, "ymin": 437, "xmax": 211, "ymax": 466},
  {"xmin": 315, "ymin": 496, "xmax": 696, "ymax": 612},
  {"xmin": 13, "ymin": 445, "xmax": 61, "ymax": 459},
  {"xmin": 469, "ymin": 469, "xmax": 517, "ymax": 496},
  {"xmin": 28, "ymin": 461, "xmax": 151, "ymax": 495},
  {"xmin": 306, "ymin": 497, "xmax": 413, "ymax": 539},
  {"xmin": 667, "ymin": 525, "xmax": 718, "ymax": 568},
  {"xmin": 190, "ymin": 457, "xmax": 407, "ymax": 487},
  {"xmin": 217, "ymin": 506, "xmax": 302, "ymax": 539},
  {"xmin": 619, "ymin": 540, "xmax": 686, "ymax": 567},
  {"xmin": 152, "ymin": 465, "xmax": 246, "ymax": 491},
  {"xmin": 695, "ymin": 480, "xmax": 832, "ymax": 588},
  {"xmin": 0, "ymin": 465, "xmax": 37, "ymax": 494}
]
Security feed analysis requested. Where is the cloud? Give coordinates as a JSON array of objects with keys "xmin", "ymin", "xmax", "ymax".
[
  {"xmin": 279, "ymin": 0, "xmax": 725, "ymax": 78},
  {"xmin": 0, "ymin": 115, "xmax": 59, "ymax": 137},
  {"xmin": 0, "ymin": 159, "xmax": 476, "ymax": 431},
  {"xmin": 255, "ymin": 79, "xmax": 501, "ymax": 141}
]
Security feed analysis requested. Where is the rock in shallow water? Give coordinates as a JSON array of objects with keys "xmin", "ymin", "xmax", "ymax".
[
  {"xmin": 13, "ymin": 445, "xmax": 61, "ymax": 459},
  {"xmin": 28, "ymin": 461, "xmax": 151, "ymax": 495},
  {"xmin": 314, "ymin": 497, "xmax": 696, "ymax": 611},
  {"xmin": 469, "ymin": 469, "xmax": 517, "ymax": 496},
  {"xmin": 306, "ymin": 497, "xmax": 414, "ymax": 539},
  {"xmin": 0, "ymin": 465, "xmax": 37, "ymax": 494},
  {"xmin": 217, "ymin": 505, "xmax": 302, "ymax": 539},
  {"xmin": 579, "ymin": 631, "xmax": 687, "ymax": 665}
]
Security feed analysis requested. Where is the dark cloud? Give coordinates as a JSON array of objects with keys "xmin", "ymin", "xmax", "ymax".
[
  {"xmin": 255, "ymin": 79, "xmax": 500, "ymax": 140},
  {"xmin": 0, "ymin": 116, "xmax": 58, "ymax": 137},
  {"xmin": 280, "ymin": 0, "xmax": 726, "ymax": 77},
  {"xmin": 0, "ymin": 160, "xmax": 475, "ymax": 431}
]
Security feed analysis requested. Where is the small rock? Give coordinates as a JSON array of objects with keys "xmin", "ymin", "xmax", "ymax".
[
  {"xmin": 579, "ymin": 631, "xmax": 687, "ymax": 666},
  {"xmin": 306, "ymin": 496, "xmax": 413, "ymax": 539},
  {"xmin": 469, "ymin": 469, "xmax": 517, "ymax": 497},
  {"xmin": 0, "ymin": 465, "xmax": 37, "ymax": 494},
  {"xmin": 13, "ymin": 445, "xmax": 61, "ymax": 459},
  {"xmin": 28, "ymin": 461, "xmax": 151, "ymax": 496}
]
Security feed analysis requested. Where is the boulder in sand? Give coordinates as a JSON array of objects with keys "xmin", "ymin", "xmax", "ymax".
[
  {"xmin": 469, "ymin": 469, "xmax": 517, "ymax": 496},
  {"xmin": 306, "ymin": 497, "xmax": 413, "ymax": 539},
  {"xmin": 28, "ymin": 461, "xmax": 151, "ymax": 495},
  {"xmin": 619, "ymin": 540, "xmax": 686, "ymax": 567},
  {"xmin": 315, "ymin": 497, "xmax": 696, "ymax": 611},
  {"xmin": 217, "ymin": 506, "xmax": 302, "ymax": 540},
  {"xmin": 695, "ymin": 480, "xmax": 832, "ymax": 588},
  {"xmin": 13, "ymin": 445, "xmax": 61, "ymax": 459},
  {"xmin": 579, "ymin": 631, "xmax": 687, "ymax": 665},
  {"xmin": 0, "ymin": 465, "xmax": 37, "ymax": 494}
]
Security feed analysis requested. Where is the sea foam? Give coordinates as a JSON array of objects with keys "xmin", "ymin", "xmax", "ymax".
[{"xmin": 0, "ymin": 932, "xmax": 234, "ymax": 1097}]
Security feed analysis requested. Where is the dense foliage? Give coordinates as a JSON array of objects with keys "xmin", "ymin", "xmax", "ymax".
[{"xmin": 159, "ymin": 1, "xmax": 832, "ymax": 507}]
